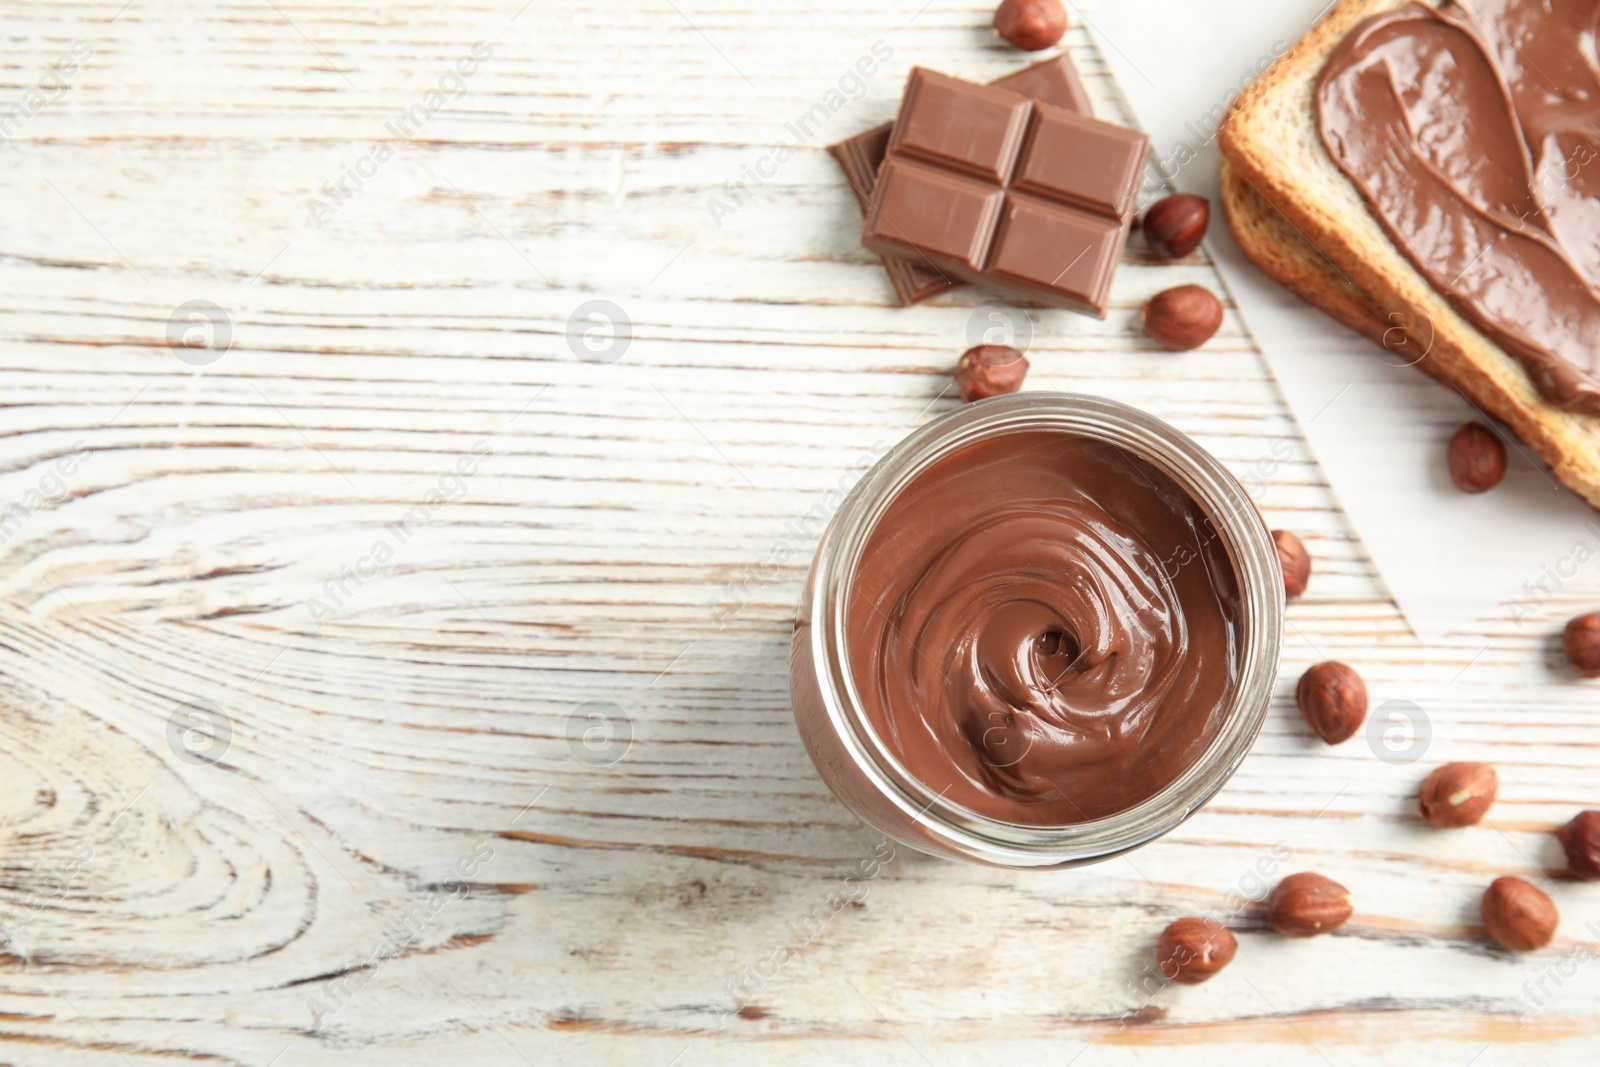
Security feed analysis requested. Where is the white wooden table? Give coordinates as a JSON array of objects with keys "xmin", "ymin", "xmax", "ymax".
[{"xmin": 1, "ymin": 1, "xmax": 1596, "ymax": 1064}]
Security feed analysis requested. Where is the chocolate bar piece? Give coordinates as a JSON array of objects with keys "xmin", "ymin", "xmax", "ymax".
[
  {"xmin": 827, "ymin": 56, "xmax": 1092, "ymax": 306},
  {"xmin": 863, "ymin": 68, "xmax": 1148, "ymax": 317}
]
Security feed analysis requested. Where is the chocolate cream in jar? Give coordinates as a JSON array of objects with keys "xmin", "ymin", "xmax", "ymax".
[{"xmin": 789, "ymin": 394, "xmax": 1283, "ymax": 867}]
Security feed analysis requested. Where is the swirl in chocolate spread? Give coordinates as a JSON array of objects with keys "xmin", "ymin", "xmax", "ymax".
[
  {"xmin": 845, "ymin": 432, "xmax": 1240, "ymax": 826},
  {"xmin": 1316, "ymin": 0, "xmax": 1600, "ymax": 413}
]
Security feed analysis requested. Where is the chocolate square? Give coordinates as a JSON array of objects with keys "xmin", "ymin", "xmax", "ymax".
[
  {"xmin": 1014, "ymin": 108, "xmax": 1147, "ymax": 218},
  {"xmin": 889, "ymin": 74, "xmax": 1034, "ymax": 184},
  {"xmin": 988, "ymin": 200, "xmax": 1123, "ymax": 302},
  {"xmin": 872, "ymin": 161, "xmax": 1003, "ymax": 272}
]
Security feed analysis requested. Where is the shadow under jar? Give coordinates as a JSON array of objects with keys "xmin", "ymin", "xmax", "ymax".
[{"xmin": 790, "ymin": 394, "xmax": 1283, "ymax": 867}]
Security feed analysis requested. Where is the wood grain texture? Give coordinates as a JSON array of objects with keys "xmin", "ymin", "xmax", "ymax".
[{"xmin": 0, "ymin": 0, "xmax": 1596, "ymax": 1063}]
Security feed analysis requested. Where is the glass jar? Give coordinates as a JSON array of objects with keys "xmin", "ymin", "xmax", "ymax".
[{"xmin": 790, "ymin": 393, "xmax": 1283, "ymax": 868}]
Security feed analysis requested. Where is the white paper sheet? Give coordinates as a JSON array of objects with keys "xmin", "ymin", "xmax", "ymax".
[{"xmin": 1081, "ymin": 0, "xmax": 1600, "ymax": 639}]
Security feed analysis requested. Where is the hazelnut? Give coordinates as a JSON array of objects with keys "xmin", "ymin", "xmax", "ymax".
[
  {"xmin": 1142, "ymin": 285, "xmax": 1223, "ymax": 351},
  {"xmin": 1155, "ymin": 917, "xmax": 1236, "ymax": 984},
  {"xmin": 1418, "ymin": 762, "xmax": 1497, "ymax": 827},
  {"xmin": 1295, "ymin": 661, "xmax": 1368, "ymax": 745},
  {"xmin": 1273, "ymin": 529, "xmax": 1310, "ymax": 599},
  {"xmin": 1557, "ymin": 810, "xmax": 1600, "ymax": 879},
  {"xmin": 1143, "ymin": 194, "xmax": 1211, "ymax": 259},
  {"xmin": 992, "ymin": 0, "xmax": 1067, "ymax": 51},
  {"xmin": 956, "ymin": 345, "xmax": 1028, "ymax": 402},
  {"xmin": 1447, "ymin": 422, "xmax": 1507, "ymax": 493},
  {"xmin": 1481, "ymin": 875, "xmax": 1557, "ymax": 952},
  {"xmin": 1562, "ymin": 612, "xmax": 1600, "ymax": 677},
  {"xmin": 1267, "ymin": 872, "xmax": 1353, "ymax": 937}
]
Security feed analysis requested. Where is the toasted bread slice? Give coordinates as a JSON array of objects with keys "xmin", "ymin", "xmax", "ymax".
[
  {"xmin": 1219, "ymin": 157, "xmax": 1387, "ymax": 347},
  {"xmin": 1218, "ymin": 0, "xmax": 1600, "ymax": 512}
]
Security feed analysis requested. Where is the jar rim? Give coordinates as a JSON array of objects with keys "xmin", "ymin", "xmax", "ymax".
[{"xmin": 805, "ymin": 392, "xmax": 1284, "ymax": 867}]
